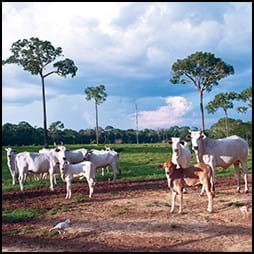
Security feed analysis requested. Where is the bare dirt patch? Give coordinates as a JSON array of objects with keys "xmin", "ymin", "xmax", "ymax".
[{"xmin": 2, "ymin": 175, "xmax": 252, "ymax": 252}]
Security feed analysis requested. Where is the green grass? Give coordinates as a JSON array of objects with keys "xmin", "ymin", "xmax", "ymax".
[
  {"xmin": 2, "ymin": 208, "xmax": 42, "ymax": 223},
  {"xmin": 47, "ymin": 204, "xmax": 71, "ymax": 216},
  {"xmin": 2, "ymin": 144, "xmax": 252, "ymax": 193}
]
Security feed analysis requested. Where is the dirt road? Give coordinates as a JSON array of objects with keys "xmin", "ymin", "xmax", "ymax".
[{"xmin": 2, "ymin": 175, "xmax": 252, "ymax": 252}]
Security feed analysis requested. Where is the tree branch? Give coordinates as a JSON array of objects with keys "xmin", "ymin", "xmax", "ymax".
[
  {"xmin": 43, "ymin": 71, "xmax": 58, "ymax": 78},
  {"xmin": 185, "ymin": 73, "xmax": 200, "ymax": 91}
]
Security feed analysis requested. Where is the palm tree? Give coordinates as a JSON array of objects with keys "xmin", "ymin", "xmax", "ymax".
[{"xmin": 84, "ymin": 84, "xmax": 107, "ymax": 145}]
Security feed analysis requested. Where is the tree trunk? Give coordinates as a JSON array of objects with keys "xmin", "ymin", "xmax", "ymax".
[
  {"xmin": 95, "ymin": 102, "xmax": 99, "ymax": 145},
  {"xmin": 224, "ymin": 109, "xmax": 229, "ymax": 137},
  {"xmin": 135, "ymin": 103, "xmax": 139, "ymax": 144},
  {"xmin": 41, "ymin": 76, "xmax": 48, "ymax": 148},
  {"xmin": 199, "ymin": 91, "xmax": 205, "ymax": 131}
]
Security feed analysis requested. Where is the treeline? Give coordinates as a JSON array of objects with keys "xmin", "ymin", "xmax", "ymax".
[{"xmin": 2, "ymin": 117, "xmax": 252, "ymax": 146}]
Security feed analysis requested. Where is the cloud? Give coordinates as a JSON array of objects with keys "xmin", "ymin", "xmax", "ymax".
[
  {"xmin": 2, "ymin": 2, "xmax": 251, "ymax": 131},
  {"xmin": 3, "ymin": 82, "xmax": 62, "ymax": 104},
  {"xmin": 131, "ymin": 96, "xmax": 193, "ymax": 129}
]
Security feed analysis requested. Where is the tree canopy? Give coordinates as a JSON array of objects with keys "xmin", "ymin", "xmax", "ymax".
[
  {"xmin": 170, "ymin": 51, "xmax": 234, "ymax": 131},
  {"xmin": 2, "ymin": 37, "xmax": 78, "ymax": 77},
  {"xmin": 85, "ymin": 84, "xmax": 107, "ymax": 105},
  {"xmin": 170, "ymin": 51, "xmax": 234, "ymax": 92}
]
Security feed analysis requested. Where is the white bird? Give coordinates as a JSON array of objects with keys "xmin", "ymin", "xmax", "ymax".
[
  {"xmin": 240, "ymin": 206, "xmax": 249, "ymax": 217},
  {"xmin": 49, "ymin": 219, "xmax": 71, "ymax": 234}
]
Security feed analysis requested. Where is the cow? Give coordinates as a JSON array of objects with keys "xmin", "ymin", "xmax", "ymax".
[
  {"xmin": 57, "ymin": 149, "xmax": 96, "ymax": 199},
  {"xmin": 187, "ymin": 130, "xmax": 249, "ymax": 194},
  {"xmin": 168, "ymin": 137, "xmax": 191, "ymax": 193},
  {"xmin": 5, "ymin": 147, "xmax": 18, "ymax": 185},
  {"xmin": 15, "ymin": 151, "xmax": 60, "ymax": 192},
  {"xmin": 158, "ymin": 161, "xmax": 215, "ymax": 214},
  {"xmin": 84, "ymin": 149, "xmax": 119, "ymax": 181},
  {"xmin": 54, "ymin": 145, "xmax": 87, "ymax": 164},
  {"xmin": 168, "ymin": 137, "xmax": 191, "ymax": 168}
]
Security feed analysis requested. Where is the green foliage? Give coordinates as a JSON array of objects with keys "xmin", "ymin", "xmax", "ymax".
[
  {"xmin": 237, "ymin": 86, "xmax": 252, "ymax": 113},
  {"xmin": 3, "ymin": 37, "xmax": 78, "ymax": 147},
  {"xmin": 49, "ymin": 121, "xmax": 64, "ymax": 143},
  {"xmin": 170, "ymin": 51, "xmax": 234, "ymax": 92},
  {"xmin": 2, "ymin": 208, "xmax": 41, "ymax": 223},
  {"xmin": 170, "ymin": 51, "xmax": 234, "ymax": 131},
  {"xmin": 2, "ymin": 37, "xmax": 78, "ymax": 78},
  {"xmin": 208, "ymin": 117, "xmax": 252, "ymax": 145},
  {"xmin": 206, "ymin": 92, "xmax": 238, "ymax": 114},
  {"xmin": 84, "ymin": 84, "xmax": 107, "ymax": 105}
]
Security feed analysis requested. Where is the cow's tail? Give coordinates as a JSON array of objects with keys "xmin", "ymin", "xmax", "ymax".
[{"xmin": 208, "ymin": 167, "xmax": 215, "ymax": 198}]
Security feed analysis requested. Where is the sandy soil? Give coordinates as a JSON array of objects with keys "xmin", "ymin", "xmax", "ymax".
[{"xmin": 2, "ymin": 175, "xmax": 252, "ymax": 252}]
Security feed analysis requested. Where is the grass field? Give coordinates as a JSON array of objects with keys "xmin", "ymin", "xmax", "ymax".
[{"xmin": 2, "ymin": 143, "xmax": 252, "ymax": 192}]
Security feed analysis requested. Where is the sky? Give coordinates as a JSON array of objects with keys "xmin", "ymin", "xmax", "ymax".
[{"xmin": 2, "ymin": 2, "xmax": 252, "ymax": 131}]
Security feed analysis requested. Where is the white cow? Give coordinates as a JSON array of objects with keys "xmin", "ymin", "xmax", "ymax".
[
  {"xmin": 15, "ymin": 151, "xmax": 59, "ymax": 192},
  {"xmin": 84, "ymin": 149, "xmax": 119, "ymax": 181},
  {"xmin": 188, "ymin": 130, "xmax": 249, "ymax": 194},
  {"xmin": 168, "ymin": 137, "xmax": 191, "ymax": 168},
  {"xmin": 57, "ymin": 149, "xmax": 96, "ymax": 199},
  {"xmin": 5, "ymin": 147, "xmax": 18, "ymax": 185},
  {"xmin": 55, "ymin": 145, "xmax": 87, "ymax": 164}
]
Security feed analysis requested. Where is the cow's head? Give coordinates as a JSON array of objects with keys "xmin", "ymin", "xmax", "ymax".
[
  {"xmin": 84, "ymin": 150, "xmax": 93, "ymax": 160},
  {"xmin": 5, "ymin": 147, "xmax": 13, "ymax": 159},
  {"xmin": 168, "ymin": 137, "xmax": 185, "ymax": 155},
  {"xmin": 187, "ymin": 130, "xmax": 206, "ymax": 151},
  {"xmin": 163, "ymin": 161, "xmax": 177, "ymax": 176}
]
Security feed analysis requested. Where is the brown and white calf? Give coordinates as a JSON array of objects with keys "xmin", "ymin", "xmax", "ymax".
[{"xmin": 158, "ymin": 161, "xmax": 215, "ymax": 214}]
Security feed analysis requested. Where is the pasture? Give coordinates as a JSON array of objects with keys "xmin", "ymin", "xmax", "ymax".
[{"xmin": 2, "ymin": 144, "xmax": 252, "ymax": 252}]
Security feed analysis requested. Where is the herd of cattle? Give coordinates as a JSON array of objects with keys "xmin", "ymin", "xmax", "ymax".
[{"xmin": 5, "ymin": 130, "xmax": 249, "ymax": 214}]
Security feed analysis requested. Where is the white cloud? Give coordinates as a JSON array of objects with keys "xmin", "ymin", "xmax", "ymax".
[
  {"xmin": 2, "ymin": 2, "xmax": 251, "ymax": 131},
  {"xmin": 3, "ymin": 2, "xmax": 251, "ymax": 78},
  {"xmin": 3, "ymin": 82, "xmax": 62, "ymax": 102},
  {"xmin": 132, "ymin": 96, "xmax": 192, "ymax": 129}
]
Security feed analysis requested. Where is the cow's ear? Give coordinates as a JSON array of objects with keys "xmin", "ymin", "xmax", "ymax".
[
  {"xmin": 157, "ymin": 163, "xmax": 164, "ymax": 170},
  {"xmin": 200, "ymin": 134, "xmax": 206, "ymax": 139},
  {"xmin": 167, "ymin": 140, "xmax": 173, "ymax": 144},
  {"xmin": 200, "ymin": 131, "xmax": 206, "ymax": 139},
  {"xmin": 180, "ymin": 141, "xmax": 185, "ymax": 145},
  {"xmin": 4, "ymin": 148, "xmax": 8, "ymax": 151}
]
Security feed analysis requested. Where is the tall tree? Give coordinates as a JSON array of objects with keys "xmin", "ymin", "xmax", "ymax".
[
  {"xmin": 206, "ymin": 92, "xmax": 238, "ymax": 136},
  {"xmin": 237, "ymin": 86, "xmax": 252, "ymax": 113},
  {"xmin": 49, "ymin": 121, "xmax": 64, "ymax": 144},
  {"xmin": 84, "ymin": 84, "xmax": 107, "ymax": 145},
  {"xmin": 170, "ymin": 51, "xmax": 234, "ymax": 131},
  {"xmin": 2, "ymin": 37, "xmax": 78, "ymax": 147}
]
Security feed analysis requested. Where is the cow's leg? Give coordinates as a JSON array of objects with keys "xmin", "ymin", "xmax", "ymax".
[
  {"xmin": 205, "ymin": 184, "xmax": 213, "ymax": 213},
  {"xmin": 240, "ymin": 160, "xmax": 248, "ymax": 193},
  {"xmin": 101, "ymin": 168, "xmax": 105, "ymax": 176},
  {"xmin": 111, "ymin": 163, "xmax": 118, "ymax": 181},
  {"xmin": 54, "ymin": 174, "xmax": 57, "ymax": 185},
  {"xmin": 65, "ymin": 178, "xmax": 71, "ymax": 199},
  {"xmin": 18, "ymin": 171, "xmax": 25, "ymax": 192},
  {"xmin": 88, "ymin": 178, "xmax": 94, "ymax": 198},
  {"xmin": 178, "ymin": 191, "xmax": 183, "ymax": 214},
  {"xmin": 23, "ymin": 172, "xmax": 27, "ymax": 183},
  {"xmin": 11, "ymin": 172, "xmax": 16, "ymax": 185},
  {"xmin": 49, "ymin": 169, "xmax": 54, "ymax": 191},
  {"xmin": 201, "ymin": 163, "xmax": 215, "ymax": 196},
  {"xmin": 234, "ymin": 162, "xmax": 241, "ymax": 193},
  {"xmin": 170, "ymin": 191, "xmax": 176, "ymax": 213}
]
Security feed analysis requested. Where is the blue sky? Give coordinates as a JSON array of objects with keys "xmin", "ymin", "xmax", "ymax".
[{"xmin": 2, "ymin": 2, "xmax": 252, "ymax": 131}]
